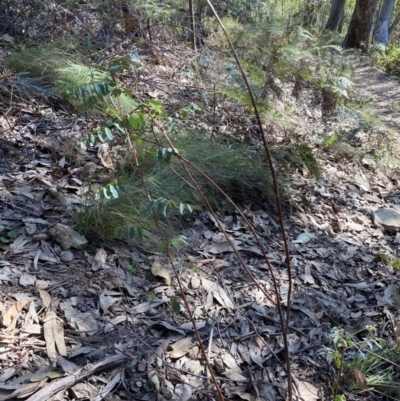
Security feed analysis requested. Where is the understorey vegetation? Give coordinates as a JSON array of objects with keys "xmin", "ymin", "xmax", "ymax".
[{"xmin": 1, "ymin": 1, "xmax": 400, "ymax": 401}]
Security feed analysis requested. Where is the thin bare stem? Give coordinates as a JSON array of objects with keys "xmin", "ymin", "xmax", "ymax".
[
  {"xmin": 123, "ymin": 130, "xmax": 225, "ymax": 401},
  {"xmin": 204, "ymin": 1, "xmax": 293, "ymax": 399}
]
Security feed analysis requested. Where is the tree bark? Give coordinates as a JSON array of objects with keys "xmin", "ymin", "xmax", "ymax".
[
  {"xmin": 324, "ymin": 0, "xmax": 346, "ymax": 32},
  {"xmin": 189, "ymin": 0, "xmax": 196, "ymax": 50},
  {"xmin": 374, "ymin": 0, "xmax": 396, "ymax": 44},
  {"xmin": 389, "ymin": 13, "xmax": 400, "ymax": 37},
  {"xmin": 342, "ymin": 0, "xmax": 380, "ymax": 49}
]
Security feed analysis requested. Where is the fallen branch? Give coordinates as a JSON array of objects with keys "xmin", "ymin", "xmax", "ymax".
[{"xmin": 26, "ymin": 354, "xmax": 128, "ymax": 401}]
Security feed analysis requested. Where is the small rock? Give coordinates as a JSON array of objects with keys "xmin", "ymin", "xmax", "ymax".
[
  {"xmin": 354, "ymin": 178, "xmax": 370, "ymax": 192},
  {"xmin": 362, "ymin": 193, "xmax": 381, "ymax": 203},
  {"xmin": 191, "ymin": 277, "xmax": 200, "ymax": 289},
  {"xmin": 35, "ymin": 280, "xmax": 49, "ymax": 289},
  {"xmin": 2, "ymin": 34, "xmax": 15, "ymax": 45},
  {"xmin": 60, "ymin": 251, "xmax": 74, "ymax": 263},
  {"xmin": 20, "ymin": 273, "xmax": 36, "ymax": 287},
  {"xmin": 372, "ymin": 208, "xmax": 400, "ymax": 232},
  {"xmin": 32, "ymin": 233, "xmax": 48, "ymax": 242},
  {"xmin": 148, "ymin": 307, "xmax": 157, "ymax": 316},
  {"xmin": 49, "ymin": 223, "xmax": 88, "ymax": 249},
  {"xmin": 361, "ymin": 158, "xmax": 376, "ymax": 169}
]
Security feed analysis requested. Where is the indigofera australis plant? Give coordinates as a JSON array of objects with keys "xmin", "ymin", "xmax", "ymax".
[
  {"xmin": 68, "ymin": 6, "xmax": 294, "ymax": 401},
  {"xmin": 122, "ymin": 2, "xmax": 294, "ymax": 399}
]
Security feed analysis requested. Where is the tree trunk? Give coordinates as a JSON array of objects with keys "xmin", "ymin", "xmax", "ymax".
[
  {"xmin": 324, "ymin": 0, "xmax": 346, "ymax": 32},
  {"xmin": 342, "ymin": 0, "xmax": 380, "ymax": 50},
  {"xmin": 189, "ymin": 0, "xmax": 196, "ymax": 50},
  {"xmin": 374, "ymin": 0, "xmax": 396, "ymax": 44},
  {"xmin": 389, "ymin": 13, "xmax": 400, "ymax": 37}
]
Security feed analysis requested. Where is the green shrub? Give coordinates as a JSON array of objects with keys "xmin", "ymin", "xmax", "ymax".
[
  {"xmin": 372, "ymin": 44, "xmax": 400, "ymax": 75},
  {"xmin": 5, "ymin": 44, "xmax": 137, "ymax": 114},
  {"xmin": 74, "ymin": 132, "xmax": 275, "ymax": 243}
]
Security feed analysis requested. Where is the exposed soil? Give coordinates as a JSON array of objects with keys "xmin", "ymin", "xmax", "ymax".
[{"xmin": 352, "ymin": 56, "xmax": 400, "ymax": 132}]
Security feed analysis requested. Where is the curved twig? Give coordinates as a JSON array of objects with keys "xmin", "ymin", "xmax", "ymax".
[{"xmin": 204, "ymin": 2, "xmax": 293, "ymax": 399}]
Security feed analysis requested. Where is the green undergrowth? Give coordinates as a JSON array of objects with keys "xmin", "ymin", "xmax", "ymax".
[
  {"xmin": 282, "ymin": 142, "xmax": 322, "ymax": 179},
  {"xmin": 5, "ymin": 44, "xmax": 136, "ymax": 114},
  {"xmin": 371, "ymin": 43, "xmax": 400, "ymax": 76},
  {"xmin": 321, "ymin": 98, "xmax": 399, "ymax": 165},
  {"xmin": 376, "ymin": 253, "xmax": 400, "ymax": 272},
  {"xmin": 325, "ymin": 326, "xmax": 400, "ymax": 400},
  {"xmin": 74, "ymin": 132, "xmax": 276, "ymax": 244}
]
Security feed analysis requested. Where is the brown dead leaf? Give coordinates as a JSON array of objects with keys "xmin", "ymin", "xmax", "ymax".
[
  {"xmin": 214, "ymin": 259, "xmax": 231, "ymax": 268},
  {"xmin": 0, "ymin": 379, "xmax": 47, "ymax": 400},
  {"xmin": 3, "ymin": 300, "xmax": 29, "ymax": 329},
  {"xmin": 38, "ymin": 289, "xmax": 52, "ymax": 309},
  {"xmin": 99, "ymin": 290, "xmax": 120, "ymax": 313},
  {"xmin": 238, "ymin": 342, "xmax": 252, "ymax": 365},
  {"xmin": 148, "ymin": 370, "xmax": 160, "ymax": 392},
  {"xmin": 201, "ymin": 278, "xmax": 235, "ymax": 309},
  {"xmin": 171, "ymin": 383, "xmax": 192, "ymax": 401},
  {"xmin": 104, "ymin": 315, "xmax": 126, "ymax": 332},
  {"xmin": 353, "ymin": 369, "xmax": 367, "ymax": 390},
  {"xmin": 207, "ymin": 240, "xmax": 243, "ymax": 254},
  {"xmin": 9, "ymin": 235, "xmax": 34, "ymax": 254},
  {"xmin": 19, "ymin": 273, "xmax": 36, "ymax": 287},
  {"xmin": 151, "ymin": 261, "xmax": 171, "ymax": 285},
  {"xmin": 43, "ymin": 310, "xmax": 67, "ymax": 363},
  {"xmin": 0, "ymin": 368, "xmax": 16, "ymax": 382},
  {"xmin": 57, "ymin": 355, "xmax": 79, "ymax": 374},
  {"xmin": 221, "ymin": 350, "xmax": 242, "ymax": 371},
  {"xmin": 92, "ymin": 248, "xmax": 107, "ymax": 271},
  {"xmin": 224, "ymin": 369, "xmax": 248, "ymax": 382},
  {"xmin": 98, "ymin": 143, "xmax": 114, "ymax": 169},
  {"xmin": 169, "ymin": 337, "xmax": 192, "ymax": 358},
  {"xmin": 295, "ymin": 380, "xmax": 320, "ymax": 401},
  {"xmin": 249, "ymin": 340, "xmax": 263, "ymax": 367},
  {"xmin": 300, "ymin": 264, "xmax": 315, "ymax": 285},
  {"xmin": 233, "ymin": 392, "xmax": 255, "ymax": 401},
  {"xmin": 226, "ymin": 385, "xmax": 248, "ymax": 399}
]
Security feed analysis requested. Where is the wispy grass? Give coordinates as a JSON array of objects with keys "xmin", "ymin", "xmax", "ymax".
[{"xmin": 74, "ymin": 132, "xmax": 276, "ymax": 243}]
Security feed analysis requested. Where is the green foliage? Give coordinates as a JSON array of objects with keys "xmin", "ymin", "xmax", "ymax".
[
  {"xmin": 376, "ymin": 253, "xmax": 400, "ymax": 272},
  {"xmin": 74, "ymin": 132, "xmax": 275, "ymax": 244},
  {"xmin": 205, "ymin": 17, "xmax": 249, "ymax": 52},
  {"xmin": 0, "ymin": 231, "xmax": 18, "ymax": 244},
  {"xmin": 6, "ymin": 44, "xmax": 76, "ymax": 82},
  {"xmin": 170, "ymin": 296, "xmax": 181, "ymax": 313},
  {"xmin": 218, "ymin": 61, "xmax": 273, "ymax": 111},
  {"xmin": 205, "ymin": 17, "xmax": 287, "ymax": 62},
  {"xmin": 372, "ymin": 44, "xmax": 400, "ymax": 76},
  {"xmin": 158, "ymin": 235, "xmax": 189, "ymax": 253},
  {"xmin": 0, "ymin": 70, "xmax": 60, "ymax": 104},
  {"xmin": 323, "ymin": 326, "xmax": 400, "ymax": 398},
  {"xmin": 207, "ymin": 21, "xmax": 353, "ymax": 117},
  {"xmin": 333, "ymin": 396, "xmax": 346, "ymax": 401},
  {"xmin": 5, "ymin": 44, "xmax": 138, "ymax": 115},
  {"xmin": 282, "ymin": 143, "xmax": 322, "ymax": 179},
  {"xmin": 323, "ymin": 133, "xmax": 342, "ymax": 148}
]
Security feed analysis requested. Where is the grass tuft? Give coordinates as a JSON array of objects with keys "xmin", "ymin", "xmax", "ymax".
[
  {"xmin": 74, "ymin": 132, "xmax": 276, "ymax": 244},
  {"xmin": 5, "ymin": 44, "xmax": 136, "ymax": 114}
]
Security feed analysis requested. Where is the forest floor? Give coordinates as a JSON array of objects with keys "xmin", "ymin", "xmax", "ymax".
[
  {"xmin": 0, "ymin": 43, "xmax": 400, "ymax": 401},
  {"xmin": 353, "ymin": 56, "xmax": 400, "ymax": 133}
]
